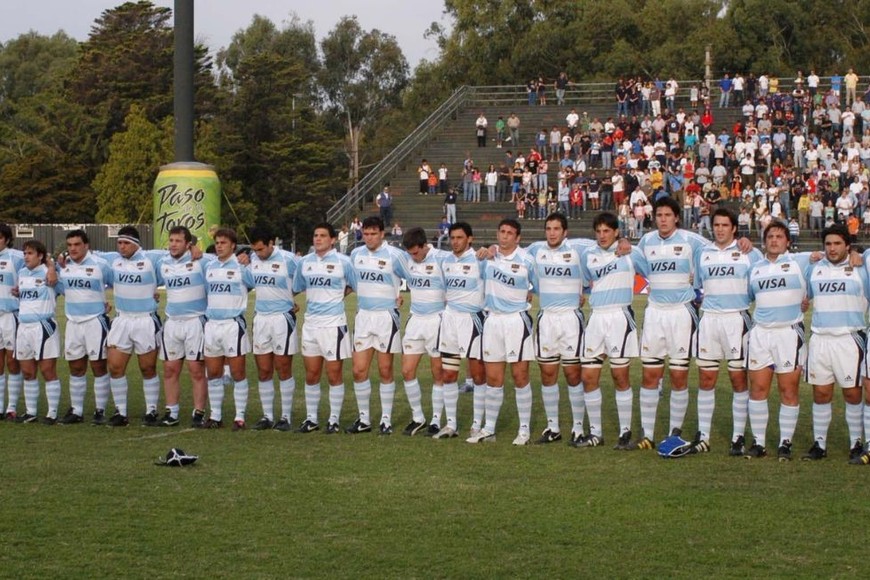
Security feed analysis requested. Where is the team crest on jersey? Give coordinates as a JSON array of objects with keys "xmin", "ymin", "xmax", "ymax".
[
  {"xmin": 86, "ymin": 268, "xmax": 94, "ymax": 274},
  {"xmin": 137, "ymin": 261, "xmax": 145, "ymax": 270},
  {"xmin": 0, "ymin": 261, "xmax": 5, "ymax": 267},
  {"xmin": 731, "ymin": 252, "xmax": 741, "ymax": 260},
  {"xmin": 563, "ymin": 253, "xmax": 572, "ymax": 262},
  {"xmin": 272, "ymin": 263, "xmax": 280, "ymax": 271},
  {"xmin": 227, "ymin": 270, "xmax": 235, "ymax": 278},
  {"xmin": 186, "ymin": 263, "xmax": 194, "ymax": 270},
  {"xmin": 845, "ymin": 266, "xmax": 853, "ymax": 275},
  {"xmin": 511, "ymin": 264, "xmax": 520, "ymax": 272},
  {"xmin": 674, "ymin": 246, "xmax": 683, "ymax": 256},
  {"xmin": 462, "ymin": 265, "xmax": 471, "ymax": 272},
  {"xmin": 781, "ymin": 264, "xmax": 790, "ymax": 271},
  {"xmin": 425, "ymin": 265, "xmax": 434, "ymax": 272},
  {"xmin": 378, "ymin": 260, "xmax": 387, "ymax": 269},
  {"xmin": 326, "ymin": 264, "xmax": 335, "ymax": 272},
  {"xmin": 35, "ymin": 279, "xmax": 43, "ymax": 285}
]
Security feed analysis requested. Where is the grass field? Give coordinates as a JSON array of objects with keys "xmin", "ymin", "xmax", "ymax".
[{"xmin": 1, "ymin": 294, "xmax": 869, "ymax": 578}]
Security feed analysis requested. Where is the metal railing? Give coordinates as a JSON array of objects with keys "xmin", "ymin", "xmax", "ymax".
[{"xmin": 326, "ymin": 85, "xmax": 474, "ymax": 227}]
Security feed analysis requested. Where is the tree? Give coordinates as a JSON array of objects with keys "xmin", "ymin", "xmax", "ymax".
[
  {"xmin": 319, "ymin": 16, "xmax": 409, "ymax": 184},
  {"xmin": 93, "ymin": 104, "xmax": 171, "ymax": 223},
  {"xmin": 0, "ymin": 31, "xmax": 78, "ymax": 102}
]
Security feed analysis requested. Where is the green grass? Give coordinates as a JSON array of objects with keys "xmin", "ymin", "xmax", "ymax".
[{"xmin": 1, "ymin": 294, "xmax": 868, "ymax": 577}]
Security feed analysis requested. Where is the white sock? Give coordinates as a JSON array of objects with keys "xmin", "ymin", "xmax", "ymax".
[
  {"xmin": 615, "ymin": 388, "xmax": 633, "ymax": 434},
  {"xmin": 585, "ymin": 388, "xmax": 603, "ymax": 437},
  {"xmin": 732, "ymin": 390, "xmax": 749, "ymax": 440},
  {"xmin": 167, "ymin": 404, "xmax": 179, "ymax": 419},
  {"xmin": 864, "ymin": 404, "xmax": 870, "ymax": 447},
  {"xmin": 403, "ymin": 379, "xmax": 425, "ymax": 423},
  {"xmin": 24, "ymin": 379, "xmax": 39, "ymax": 415},
  {"xmin": 110, "ymin": 376, "xmax": 128, "ymax": 416},
  {"xmin": 0, "ymin": 374, "xmax": 5, "ymax": 412},
  {"xmin": 143, "ymin": 376, "xmax": 160, "ymax": 413},
  {"xmin": 304, "ymin": 384, "xmax": 320, "ymax": 423},
  {"xmin": 354, "ymin": 380, "xmax": 371, "ymax": 423},
  {"xmin": 484, "ymin": 386, "xmax": 504, "ymax": 433},
  {"xmin": 541, "ymin": 384, "xmax": 560, "ymax": 432},
  {"xmin": 669, "ymin": 388, "xmax": 689, "ymax": 433},
  {"xmin": 443, "ymin": 382, "xmax": 459, "ymax": 430},
  {"xmin": 846, "ymin": 402, "xmax": 863, "ymax": 445},
  {"xmin": 207, "ymin": 378, "xmax": 224, "ymax": 421},
  {"xmin": 748, "ymin": 398, "xmax": 769, "ymax": 447},
  {"xmin": 379, "ymin": 382, "xmax": 395, "ymax": 426},
  {"xmin": 640, "ymin": 387, "xmax": 659, "ymax": 440},
  {"xmin": 472, "ymin": 383, "xmax": 486, "ymax": 429},
  {"xmin": 567, "ymin": 384, "xmax": 585, "ymax": 433},
  {"xmin": 94, "ymin": 374, "xmax": 110, "ymax": 412},
  {"xmin": 258, "ymin": 380, "xmax": 274, "ymax": 420},
  {"xmin": 778, "ymin": 403, "xmax": 799, "ymax": 445},
  {"xmin": 6, "ymin": 373, "xmax": 22, "ymax": 413},
  {"xmin": 69, "ymin": 375, "xmax": 87, "ymax": 416},
  {"xmin": 45, "ymin": 379, "xmax": 61, "ymax": 419},
  {"xmin": 279, "ymin": 377, "xmax": 295, "ymax": 421},
  {"xmin": 811, "ymin": 402, "xmax": 832, "ymax": 449},
  {"xmin": 431, "ymin": 383, "xmax": 444, "ymax": 425},
  {"xmin": 515, "ymin": 385, "xmax": 532, "ymax": 434},
  {"xmin": 233, "ymin": 379, "xmax": 249, "ymax": 422},
  {"xmin": 697, "ymin": 389, "xmax": 715, "ymax": 441},
  {"xmin": 328, "ymin": 384, "xmax": 344, "ymax": 424}
]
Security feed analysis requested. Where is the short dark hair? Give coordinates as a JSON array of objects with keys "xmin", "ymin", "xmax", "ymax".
[
  {"xmin": 213, "ymin": 228, "xmax": 238, "ymax": 245},
  {"xmin": 313, "ymin": 222, "xmax": 337, "ymax": 239},
  {"xmin": 545, "ymin": 213, "xmax": 568, "ymax": 230},
  {"xmin": 822, "ymin": 223, "xmax": 852, "ymax": 246},
  {"xmin": 22, "ymin": 239, "xmax": 47, "ymax": 263},
  {"xmin": 402, "ymin": 227, "xmax": 428, "ymax": 250},
  {"xmin": 66, "ymin": 229, "xmax": 89, "ymax": 244},
  {"xmin": 362, "ymin": 216, "xmax": 384, "ymax": 231},
  {"xmin": 117, "ymin": 225, "xmax": 140, "ymax": 240},
  {"xmin": 168, "ymin": 226, "xmax": 192, "ymax": 244},
  {"xmin": 763, "ymin": 220, "xmax": 789, "ymax": 241},
  {"xmin": 247, "ymin": 226, "xmax": 275, "ymax": 246},
  {"xmin": 498, "ymin": 218, "xmax": 522, "ymax": 236},
  {"xmin": 653, "ymin": 197, "xmax": 681, "ymax": 223},
  {"xmin": 0, "ymin": 224, "xmax": 12, "ymax": 245},
  {"xmin": 448, "ymin": 222, "xmax": 473, "ymax": 237},
  {"xmin": 593, "ymin": 212, "xmax": 619, "ymax": 231},
  {"xmin": 712, "ymin": 208, "xmax": 738, "ymax": 229}
]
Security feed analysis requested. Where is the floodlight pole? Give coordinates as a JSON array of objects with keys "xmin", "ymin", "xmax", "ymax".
[{"xmin": 174, "ymin": 0, "xmax": 195, "ymax": 161}]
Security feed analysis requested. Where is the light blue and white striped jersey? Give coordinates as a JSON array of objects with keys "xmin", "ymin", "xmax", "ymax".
[
  {"xmin": 580, "ymin": 244, "xmax": 647, "ymax": 309},
  {"xmin": 0, "ymin": 248, "xmax": 25, "ymax": 313},
  {"xmin": 350, "ymin": 242, "xmax": 409, "ymax": 312},
  {"xmin": 160, "ymin": 252, "xmax": 213, "ymax": 319},
  {"xmin": 527, "ymin": 238, "xmax": 594, "ymax": 311},
  {"xmin": 748, "ymin": 253, "xmax": 809, "ymax": 327},
  {"xmin": 401, "ymin": 246, "xmax": 448, "ymax": 316},
  {"xmin": 695, "ymin": 242, "xmax": 764, "ymax": 312},
  {"xmin": 292, "ymin": 249, "xmax": 357, "ymax": 327},
  {"xmin": 636, "ymin": 228, "xmax": 708, "ymax": 305},
  {"xmin": 103, "ymin": 250, "xmax": 163, "ymax": 314},
  {"xmin": 204, "ymin": 256, "xmax": 254, "ymax": 320},
  {"xmin": 250, "ymin": 248, "xmax": 298, "ymax": 314},
  {"xmin": 58, "ymin": 252, "xmax": 112, "ymax": 322},
  {"xmin": 809, "ymin": 258, "xmax": 869, "ymax": 334},
  {"xmin": 18, "ymin": 264, "xmax": 60, "ymax": 323},
  {"xmin": 482, "ymin": 247, "xmax": 537, "ymax": 314},
  {"xmin": 442, "ymin": 249, "xmax": 485, "ymax": 314}
]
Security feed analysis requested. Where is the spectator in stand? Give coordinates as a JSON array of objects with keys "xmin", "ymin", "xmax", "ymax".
[
  {"xmin": 507, "ymin": 112, "xmax": 520, "ymax": 145},
  {"xmin": 418, "ymin": 160, "xmax": 432, "ymax": 195},
  {"xmin": 665, "ymin": 77, "xmax": 678, "ymax": 113},
  {"xmin": 436, "ymin": 216, "xmax": 451, "ymax": 249},
  {"xmin": 555, "ymin": 71, "xmax": 570, "ymax": 106},
  {"xmin": 787, "ymin": 217, "xmax": 800, "ymax": 249},
  {"xmin": 537, "ymin": 75, "xmax": 547, "ymax": 105},
  {"xmin": 339, "ymin": 225, "xmax": 349, "ymax": 254},
  {"xmin": 549, "ymin": 126, "xmax": 561, "ymax": 162},
  {"xmin": 377, "ymin": 185, "xmax": 395, "ymax": 227},
  {"xmin": 444, "ymin": 187, "xmax": 458, "ymax": 224},
  {"xmin": 570, "ymin": 182, "xmax": 583, "ymax": 219},
  {"xmin": 470, "ymin": 166, "xmax": 482, "ymax": 203},
  {"xmin": 495, "ymin": 115, "xmax": 506, "ymax": 148},
  {"xmin": 831, "ymin": 72, "xmax": 843, "ymax": 103},
  {"xmin": 526, "ymin": 79, "xmax": 537, "ymax": 106},
  {"xmin": 349, "ymin": 216, "xmax": 363, "ymax": 244},
  {"xmin": 391, "ymin": 222, "xmax": 403, "ymax": 240},
  {"xmin": 438, "ymin": 163, "xmax": 449, "ymax": 194},
  {"xmin": 475, "ymin": 112, "xmax": 488, "ymax": 147},
  {"xmin": 485, "ymin": 164, "xmax": 498, "ymax": 203},
  {"xmin": 845, "ymin": 68, "xmax": 860, "ymax": 107},
  {"xmin": 733, "ymin": 73, "xmax": 745, "ymax": 104},
  {"xmin": 719, "ymin": 73, "xmax": 733, "ymax": 108}
]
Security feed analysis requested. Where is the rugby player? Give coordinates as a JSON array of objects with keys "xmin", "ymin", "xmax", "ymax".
[
  {"xmin": 436, "ymin": 222, "xmax": 486, "ymax": 440},
  {"xmin": 158, "ymin": 226, "xmax": 210, "ymax": 427},
  {"xmin": 693, "ymin": 209, "xmax": 763, "ymax": 455},
  {"xmin": 744, "ymin": 221, "xmax": 809, "ymax": 460},
  {"xmin": 247, "ymin": 227, "xmax": 299, "ymax": 432},
  {"xmin": 468, "ymin": 218, "xmax": 537, "ymax": 445},
  {"xmin": 292, "ymin": 223, "xmax": 357, "ymax": 434},
  {"xmin": 202, "ymin": 228, "xmax": 255, "ymax": 430},
  {"xmin": 803, "ymin": 224, "xmax": 867, "ymax": 461},
  {"xmin": 399, "ymin": 227, "xmax": 448, "ymax": 436},
  {"xmin": 347, "ymin": 216, "xmax": 409, "ymax": 435},
  {"xmin": 56, "ymin": 229, "xmax": 113, "ymax": 425},
  {"xmin": 14, "ymin": 240, "xmax": 62, "ymax": 424}
]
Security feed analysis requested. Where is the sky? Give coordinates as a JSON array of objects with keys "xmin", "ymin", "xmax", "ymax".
[{"xmin": 0, "ymin": 0, "xmax": 448, "ymax": 69}]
